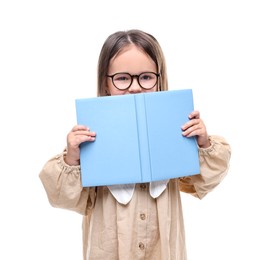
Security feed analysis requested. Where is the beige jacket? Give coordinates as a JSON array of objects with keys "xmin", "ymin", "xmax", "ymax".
[{"xmin": 39, "ymin": 135, "xmax": 231, "ymax": 260}]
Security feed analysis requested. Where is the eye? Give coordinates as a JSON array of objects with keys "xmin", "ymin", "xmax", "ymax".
[
  {"xmin": 114, "ymin": 73, "xmax": 130, "ymax": 81},
  {"xmin": 140, "ymin": 73, "xmax": 155, "ymax": 81}
]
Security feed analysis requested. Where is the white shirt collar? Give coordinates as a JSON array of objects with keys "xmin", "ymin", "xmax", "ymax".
[{"xmin": 107, "ymin": 179, "xmax": 169, "ymax": 205}]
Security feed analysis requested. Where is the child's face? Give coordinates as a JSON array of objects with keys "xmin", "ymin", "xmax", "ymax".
[{"xmin": 107, "ymin": 44, "xmax": 158, "ymax": 96}]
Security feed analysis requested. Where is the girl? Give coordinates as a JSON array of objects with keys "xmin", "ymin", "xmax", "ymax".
[{"xmin": 40, "ymin": 29, "xmax": 231, "ymax": 260}]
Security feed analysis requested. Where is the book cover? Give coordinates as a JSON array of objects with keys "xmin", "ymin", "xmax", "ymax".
[{"xmin": 75, "ymin": 89, "xmax": 200, "ymax": 187}]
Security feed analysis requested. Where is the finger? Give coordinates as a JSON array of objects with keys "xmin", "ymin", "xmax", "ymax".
[
  {"xmin": 71, "ymin": 125, "xmax": 90, "ymax": 132},
  {"xmin": 181, "ymin": 118, "xmax": 200, "ymax": 131},
  {"xmin": 68, "ymin": 133, "xmax": 96, "ymax": 148},
  {"xmin": 182, "ymin": 121, "xmax": 204, "ymax": 136},
  {"xmin": 182, "ymin": 127, "xmax": 204, "ymax": 138},
  {"xmin": 189, "ymin": 110, "xmax": 200, "ymax": 119},
  {"xmin": 72, "ymin": 130, "xmax": 96, "ymax": 137}
]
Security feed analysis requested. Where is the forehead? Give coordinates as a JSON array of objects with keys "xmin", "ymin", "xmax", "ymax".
[{"xmin": 108, "ymin": 44, "xmax": 156, "ymax": 74}]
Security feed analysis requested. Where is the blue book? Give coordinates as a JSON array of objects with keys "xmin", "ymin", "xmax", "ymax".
[{"xmin": 75, "ymin": 89, "xmax": 200, "ymax": 187}]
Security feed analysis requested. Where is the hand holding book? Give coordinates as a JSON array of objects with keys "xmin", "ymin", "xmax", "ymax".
[{"xmin": 182, "ymin": 110, "xmax": 211, "ymax": 148}]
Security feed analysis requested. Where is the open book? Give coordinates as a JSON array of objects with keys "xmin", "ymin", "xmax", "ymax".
[{"xmin": 76, "ymin": 89, "xmax": 200, "ymax": 187}]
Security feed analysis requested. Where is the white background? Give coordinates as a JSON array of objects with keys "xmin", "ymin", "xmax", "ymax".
[{"xmin": 1, "ymin": 0, "xmax": 269, "ymax": 259}]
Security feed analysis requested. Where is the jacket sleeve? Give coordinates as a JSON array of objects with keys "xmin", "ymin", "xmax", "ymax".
[
  {"xmin": 39, "ymin": 150, "xmax": 96, "ymax": 215},
  {"xmin": 179, "ymin": 135, "xmax": 231, "ymax": 199}
]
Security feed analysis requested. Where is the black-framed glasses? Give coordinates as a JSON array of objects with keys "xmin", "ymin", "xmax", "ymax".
[{"xmin": 107, "ymin": 72, "xmax": 160, "ymax": 90}]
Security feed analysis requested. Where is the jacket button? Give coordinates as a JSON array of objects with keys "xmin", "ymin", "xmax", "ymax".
[
  {"xmin": 139, "ymin": 242, "xmax": 145, "ymax": 250},
  {"xmin": 140, "ymin": 184, "xmax": 146, "ymax": 190},
  {"xmin": 140, "ymin": 213, "xmax": 146, "ymax": 220}
]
